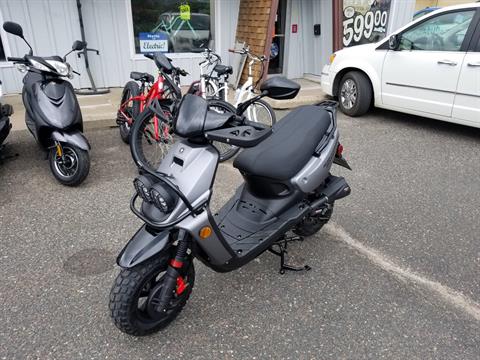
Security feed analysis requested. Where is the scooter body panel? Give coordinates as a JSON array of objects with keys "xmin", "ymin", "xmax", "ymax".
[
  {"xmin": 51, "ymin": 130, "xmax": 90, "ymax": 151},
  {"xmin": 292, "ymin": 130, "xmax": 339, "ymax": 193},
  {"xmin": 22, "ymin": 72, "xmax": 83, "ymax": 148},
  {"xmin": 141, "ymin": 140, "xmax": 219, "ymax": 225},
  {"xmin": 117, "ymin": 225, "xmax": 171, "ymax": 268}
]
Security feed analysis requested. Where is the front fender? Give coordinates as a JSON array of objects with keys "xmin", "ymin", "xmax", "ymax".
[
  {"xmin": 51, "ymin": 130, "xmax": 91, "ymax": 151},
  {"xmin": 117, "ymin": 225, "xmax": 171, "ymax": 268}
]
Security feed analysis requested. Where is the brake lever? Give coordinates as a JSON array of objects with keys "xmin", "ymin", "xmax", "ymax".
[{"xmin": 72, "ymin": 70, "xmax": 81, "ymax": 76}]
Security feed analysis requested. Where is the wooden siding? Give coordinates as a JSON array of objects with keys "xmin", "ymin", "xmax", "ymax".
[{"xmin": 235, "ymin": 0, "xmax": 277, "ymax": 85}]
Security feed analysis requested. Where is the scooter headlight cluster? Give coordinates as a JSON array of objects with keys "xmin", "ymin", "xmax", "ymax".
[
  {"xmin": 28, "ymin": 58, "xmax": 71, "ymax": 77},
  {"xmin": 150, "ymin": 183, "xmax": 178, "ymax": 213},
  {"xmin": 133, "ymin": 175, "xmax": 153, "ymax": 202},
  {"xmin": 45, "ymin": 60, "xmax": 71, "ymax": 77},
  {"xmin": 133, "ymin": 175, "xmax": 178, "ymax": 213}
]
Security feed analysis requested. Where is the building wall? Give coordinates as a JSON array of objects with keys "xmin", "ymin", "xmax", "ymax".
[
  {"xmin": 283, "ymin": 0, "xmax": 333, "ymax": 79},
  {"xmin": 0, "ymin": 0, "xmax": 239, "ymax": 94},
  {"xmin": 235, "ymin": 0, "xmax": 275, "ymax": 84},
  {"xmin": 388, "ymin": 0, "xmax": 417, "ymax": 32},
  {"xmin": 415, "ymin": 0, "xmax": 473, "ymax": 11}
]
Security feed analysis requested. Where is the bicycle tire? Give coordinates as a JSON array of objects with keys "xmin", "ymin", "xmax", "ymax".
[
  {"xmin": 118, "ymin": 81, "xmax": 141, "ymax": 144},
  {"xmin": 130, "ymin": 102, "xmax": 176, "ymax": 172},
  {"xmin": 244, "ymin": 98, "xmax": 276, "ymax": 127}
]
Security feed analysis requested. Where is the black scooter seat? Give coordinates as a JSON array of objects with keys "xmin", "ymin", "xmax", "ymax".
[
  {"xmin": 130, "ymin": 71, "xmax": 154, "ymax": 83},
  {"xmin": 233, "ymin": 105, "xmax": 332, "ymax": 180},
  {"xmin": 214, "ymin": 64, "xmax": 233, "ymax": 76}
]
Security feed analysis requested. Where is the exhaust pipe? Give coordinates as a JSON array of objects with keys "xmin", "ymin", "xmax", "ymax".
[{"xmin": 309, "ymin": 175, "xmax": 351, "ymax": 214}]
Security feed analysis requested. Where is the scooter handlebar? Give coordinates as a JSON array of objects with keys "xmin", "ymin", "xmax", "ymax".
[{"xmin": 7, "ymin": 56, "xmax": 25, "ymax": 62}]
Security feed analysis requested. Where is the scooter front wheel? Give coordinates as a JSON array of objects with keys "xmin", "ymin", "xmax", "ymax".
[
  {"xmin": 109, "ymin": 252, "xmax": 195, "ymax": 336},
  {"xmin": 49, "ymin": 144, "xmax": 90, "ymax": 186}
]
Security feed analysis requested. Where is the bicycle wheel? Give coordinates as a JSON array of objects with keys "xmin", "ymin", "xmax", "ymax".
[
  {"xmin": 118, "ymin": 81, "xmax": 141, "ymax": 144},
  {"xmin": 207, "ymin": 99, "xmax": 240, "ymax": 162},
  {"xmin": 130, "ymin": 105, "xmax": 176, "ymax": 172},
  {"xmin": 244, "ymin": 98, "xmax": 276, "ymax": 127},
  {"xmin": 205, "ymin": 79, "xmax": 218, "ymax": 99}
]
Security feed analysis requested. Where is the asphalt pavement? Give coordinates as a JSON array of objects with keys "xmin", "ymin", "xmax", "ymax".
[{"xmin": 0, "ymin": 108, "xmax": 479, "ymax": 359}]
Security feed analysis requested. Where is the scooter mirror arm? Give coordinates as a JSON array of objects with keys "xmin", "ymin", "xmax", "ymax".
[
  {"xmin": 21, "ymin": 36, "xmax": 33, "ymax": 56},
  {"xmin": 63, "ymin": 50, "xmax": 74, "ymax": 61}
]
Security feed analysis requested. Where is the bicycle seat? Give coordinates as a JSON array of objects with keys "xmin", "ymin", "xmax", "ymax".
[
  {"xmin": 130, "ymin": 71, "xmax": 154, "ymax": 83},
  {"xmin": 214, "ymin": 64, "xmax": 233, "ymax": 76},
  {"xmin": 233, "ymin": 106, "xmax": 332, "ymax": 181}
]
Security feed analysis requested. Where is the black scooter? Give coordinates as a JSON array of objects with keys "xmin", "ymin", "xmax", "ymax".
[
  {"xmin": 3, "ymin": 21, "xmax": 90, "ymax": 186},
  {"xmin": 0, "ymin": 80, "xmax": 14, "ymax": 161}
]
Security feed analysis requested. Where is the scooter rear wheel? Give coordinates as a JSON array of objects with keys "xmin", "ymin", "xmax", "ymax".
[
  {"xmin": 49, "ymin": 144, "xmax": 90, "ymax": 186},
  {"xmin": 109, "ymin": 252, "xmax": 195, "ymax": 336},
  {"xmin": 293, "ymin": 204, "xmax": 334, "ymax": 237}
]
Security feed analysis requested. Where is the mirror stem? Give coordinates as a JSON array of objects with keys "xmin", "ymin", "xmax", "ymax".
[{"xmin": 22, "ymin": 36, "xmax": 33, "ymax": 55}]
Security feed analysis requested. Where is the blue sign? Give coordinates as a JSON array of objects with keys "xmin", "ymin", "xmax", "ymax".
[{"xmin": 139, "ymin": 32, "xmax": 169, "ymax": 53}]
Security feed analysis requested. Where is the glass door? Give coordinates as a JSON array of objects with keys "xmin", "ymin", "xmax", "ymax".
[{"xmin": 268, "ymin": 0, "xmax": 287, "ymax": 74}]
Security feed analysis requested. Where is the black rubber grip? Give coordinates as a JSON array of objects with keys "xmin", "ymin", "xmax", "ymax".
[{"xmin": 7, "ymin": 57, "xmax": 24, "ymax": 62}]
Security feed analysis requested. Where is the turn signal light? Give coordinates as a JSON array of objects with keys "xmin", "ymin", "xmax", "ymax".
[
  {"xmin": 199, "ymin": 226, "xmax": 212, "ymax": 239},
  {"xmin": 329, "ymin": 53, "xmax": 336, "ymax": 64}
]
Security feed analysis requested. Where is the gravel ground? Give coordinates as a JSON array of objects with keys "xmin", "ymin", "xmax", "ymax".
[{"xmin": 0, "ymin": 108, "xmax": 479, "ymax": 359}]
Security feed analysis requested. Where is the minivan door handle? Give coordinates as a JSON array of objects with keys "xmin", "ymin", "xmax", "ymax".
[
  {"xmin": 437, "ymin": 59, "xmax": 458, "ymax": 66},
  {"xmin": 467, "ymin": 61, "xmax": 480, "ymax": 67}
]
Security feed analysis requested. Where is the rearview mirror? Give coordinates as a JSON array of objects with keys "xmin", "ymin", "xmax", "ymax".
[
  {"xmin": 3, "ymin": 21, "xmax": 23, "ymax": 38},
  {"xmin": 260, "ymin": 76, "xmax": 300, "ymax": 100},
  {"xmin": 72, "ymin": 40, "xmax": 86, "ymax": 51},
  {"xmin": 389, "ymin": 34, "xmax": 400, "ymax": 50}
]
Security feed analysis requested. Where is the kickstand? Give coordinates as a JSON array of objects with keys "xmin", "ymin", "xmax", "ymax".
[{"xmin": 268, "ymin": 235, "xmax": 311, "ymax": 274}]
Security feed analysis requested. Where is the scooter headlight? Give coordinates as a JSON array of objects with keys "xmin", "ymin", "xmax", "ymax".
[
  {"xmin": 150, "ymin": 183, "xmax": 178, "ymax": 213},
  {"xmin": 29, "ymin": 59, "xmax": 51, "ymax": 72},
  {"xmin": 133, "ymin": 175, "xmax": 153, "ymax": 202},
  {"xmin": 45, "ymin": 60, "xmax": 70, "ymax": 77}
]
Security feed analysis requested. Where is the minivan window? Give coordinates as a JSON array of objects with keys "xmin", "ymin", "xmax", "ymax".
[{"xmin": 399, "ymin": 10, "xmax": 475, "ymax": 51}]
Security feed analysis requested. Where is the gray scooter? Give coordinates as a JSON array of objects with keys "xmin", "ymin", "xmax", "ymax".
[
  {"xmin": 109, "ymin": 77, "xmax": 352, "ymax": 336},
  {"xmin": 3, "ymin": 21, "xmax": 90, "ymax": 186}
]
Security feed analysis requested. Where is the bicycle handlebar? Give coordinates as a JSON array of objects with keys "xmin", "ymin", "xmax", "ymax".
[{"xmin": 228, "ymin": 48, "xmax": 267, "ymax": 62}]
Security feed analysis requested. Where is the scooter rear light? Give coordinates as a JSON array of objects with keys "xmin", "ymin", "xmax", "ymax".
[{"xmin": 336, "ymin": 143, "xmax": 344, "ymax": 156}]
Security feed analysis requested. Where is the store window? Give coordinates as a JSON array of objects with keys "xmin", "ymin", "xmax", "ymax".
[{"xmin": 131, "ymin": 0, "xmax": 211, "ymax": 54}]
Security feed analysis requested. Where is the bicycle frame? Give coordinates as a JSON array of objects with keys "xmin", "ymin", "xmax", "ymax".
[
  {"xmin": 209, "ymin": 52, "xmax": 261, "ymax": 121},
  {"xmin": 118, "ymin": 72, "xmax": 169, "ymax": 142}
]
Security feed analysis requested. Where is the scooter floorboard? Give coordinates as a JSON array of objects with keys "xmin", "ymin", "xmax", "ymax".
[{"xmin": 213, "ymin": 188, "xmax": 309, "ymax": 257}]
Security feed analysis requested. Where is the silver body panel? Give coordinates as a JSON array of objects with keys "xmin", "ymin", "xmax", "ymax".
[
  {"xmin": 156, "ymin": 140, "xmax": 219, "ymax": 224},
  {"xmin": 292, "ymin": 130, "xmax": 339, "ymax": 193},
  {"xmin": 176, "ymin": 211, "xmax": 233, "ymax": 266}
]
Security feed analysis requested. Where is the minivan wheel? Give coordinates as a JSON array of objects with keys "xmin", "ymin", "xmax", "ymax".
[{"xmin": 338, "ymin": 71, "xmax": 372, "ymax": 117}]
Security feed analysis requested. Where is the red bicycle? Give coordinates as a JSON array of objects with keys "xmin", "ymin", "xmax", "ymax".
[
  {"xmin": 118, "ymin": 52, "xmax": 238, "ymax": 171},
  {"xmin": 116, "ymin": 53, "xmax": 186, "ymax": 155}
]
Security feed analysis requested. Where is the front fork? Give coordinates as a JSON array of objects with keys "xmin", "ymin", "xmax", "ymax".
[{"xmin": 155, "ymin": 229, "xmax": 191, "ymax": 312}]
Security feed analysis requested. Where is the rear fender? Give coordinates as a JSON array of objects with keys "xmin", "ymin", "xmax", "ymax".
[
  {"xmin": 117, "ymin": 225, "xmax": 172, "ymax": 268},
  {"xmin": 51, "ymin": 130, "xmax": 90, "ymax": 151}
]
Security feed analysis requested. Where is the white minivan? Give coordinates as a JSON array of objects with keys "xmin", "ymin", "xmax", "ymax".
[{"xmin": 321, "ymin": 3, "xmax": 480, "ymax": 128}]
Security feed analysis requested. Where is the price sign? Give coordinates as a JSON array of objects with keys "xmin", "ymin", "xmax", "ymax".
[
  {"xmin": 180, "ymin": 4, "xmax": 191, "ymax": 21},
  {"xmin": 342, "ymin": 0, "xmax": 391, "ymax": 47}
]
